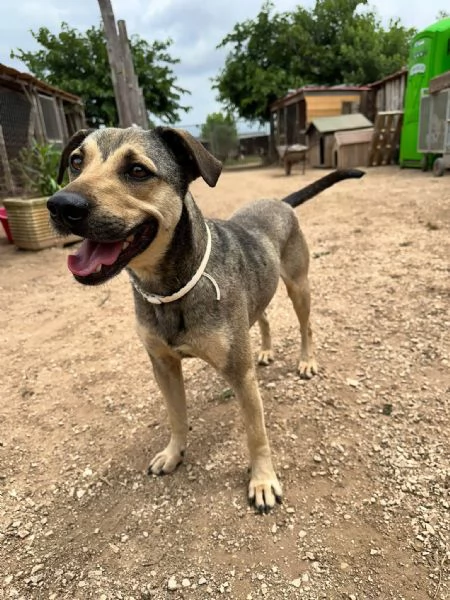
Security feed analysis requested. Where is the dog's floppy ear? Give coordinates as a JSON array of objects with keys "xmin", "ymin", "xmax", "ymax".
[
  {"xmin": 156, "ymin": 127, "xmax": 222, "ymax": 187},
  {"xmin": 57, "ymin": 129, "xmax": 94, "ymax": 184}
]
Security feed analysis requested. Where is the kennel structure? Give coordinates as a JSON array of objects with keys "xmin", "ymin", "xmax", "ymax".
[
  {"xmin": 0, "ymin": 63, "xmax": 86, "ymax": 198},
  {"xmin": 306, "ymin": 114, "xmax": 373, "ymax": 168},
  {"xmin": 418, "ymin": 86, "xmax": 450, "ymax": 176}
]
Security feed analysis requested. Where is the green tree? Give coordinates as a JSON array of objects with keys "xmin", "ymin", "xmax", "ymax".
[
  {"xmin": 11, "ymin": 23, "xmax": 190, "ymax": 126},
  {"xmin": 201, "ymin": 113, "xmax": 238, "ymax": 162},
  {"xmin": 215, "ymin": 0, "xmax": 416, "ymax": 123}
]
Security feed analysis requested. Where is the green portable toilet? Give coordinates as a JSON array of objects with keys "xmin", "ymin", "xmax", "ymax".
[{"xmin": 400, "ymin": 18, "xmax": 450, "ymax": 168}]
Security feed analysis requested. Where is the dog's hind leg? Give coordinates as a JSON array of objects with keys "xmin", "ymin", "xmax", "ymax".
[
  {"xmin": 257, "ymin": 310, "xmax": 274, "ymax": 366},
  {"xmin": 283, "ymin": 276, "xmax": 317, "ymax": 379},
  {"xmin": 280, "ymin": 225, "xmax": 317, "ymax": 379},
  {"xmin": 147, "ymin": 355, "xmax": 188, "ymax": 475}
]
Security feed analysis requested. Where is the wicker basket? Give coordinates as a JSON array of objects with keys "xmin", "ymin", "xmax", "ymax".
[{"xmin": 2, "ymin": 197, "xmax": 81, "ymax": 250}]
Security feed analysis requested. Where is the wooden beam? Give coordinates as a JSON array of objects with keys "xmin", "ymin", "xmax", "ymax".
[
  {"xmin": 429, "ymin": 71, "xmax": 450, "ymax": 95},
  {"xmin": 117, "ymin": 19, "xmax": 146, "ymax": 127},
  {"xmin": 98, "ymin": 0, "xmax": 133, "ymax": 127}
]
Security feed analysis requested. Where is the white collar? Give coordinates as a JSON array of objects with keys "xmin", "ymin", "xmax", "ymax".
[{"xmin": 128, "ymin": 223, "xmax": 220, "ymax": 305}]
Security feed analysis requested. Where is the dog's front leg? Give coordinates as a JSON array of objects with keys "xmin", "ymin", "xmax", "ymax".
[
  {"xmin": 227, "ymin": 365, "xmax": 283, "ymax": 513},
  {"xmin": 147, "ymin": 355, "xmax": 188, "ymax": 475}
]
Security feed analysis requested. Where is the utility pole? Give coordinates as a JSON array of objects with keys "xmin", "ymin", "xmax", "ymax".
[{"xmin": 98, "ymin": 0, "xmax": 134, "ymax": 127}]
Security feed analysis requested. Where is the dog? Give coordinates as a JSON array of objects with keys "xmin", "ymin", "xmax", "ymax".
[{"xmin": 48, "ymin": 127, "xmax": 364, "ymax": 513}]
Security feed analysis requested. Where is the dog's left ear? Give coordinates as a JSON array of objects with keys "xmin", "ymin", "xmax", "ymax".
[
  {"xmin": 57, "ymin": 129, "xmax": 95, "ymax": 184},
  {"xmin": 156, "ymin": 127, "xmax": 222, "ymax": 187}
]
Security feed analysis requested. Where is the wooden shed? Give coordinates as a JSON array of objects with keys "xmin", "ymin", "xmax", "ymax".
[
  {"xmin": 306, "ymin": 113, "xmax": 373, "ymax": 168},
  {"xmin": 0, "ymin": 63, "xmax": 86, "ymax": 197},
  {"xmin": 367, "ymin": 68, "xmax": 407, "ymax": 122},
  {"xmin": 332, "ymin": 128, "xmax": 374, "ymax": 168},
  {"xmin": 270, "ymin": 86, "xmax": 369, "ymax": 149}
]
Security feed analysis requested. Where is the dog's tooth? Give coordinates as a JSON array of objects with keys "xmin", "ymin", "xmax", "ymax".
[
  {"xmin": 95, "ymin": 265, "xmax": 102, "ymax": 273},
  {"xmin": 126, "ymin": 234, "xmax": 134, "ymax": 243},
  {"xmin": 122, "ymin": 241, "xmax": 130, "ymax": 251}
]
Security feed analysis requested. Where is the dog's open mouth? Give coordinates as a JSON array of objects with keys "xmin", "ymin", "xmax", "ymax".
[{"xmin": 67, "ymin": 220, "xmax": 158, "ymax": 285}]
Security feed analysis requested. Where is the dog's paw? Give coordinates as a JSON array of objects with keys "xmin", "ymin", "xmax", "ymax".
[
  {"xmin": 257, "ymin": 350, "xmax": 274, "ymax": 366},
  {"xmin": 248, "ymin": 470, "xmax": 283, "ymax": 514},
  {"xmin": 298, "ymin": 358, "xmax": 318, "ymax": 379},
  {"xmin": 148, "ymin": 447, "xmax": 184, "ymax": 476}
]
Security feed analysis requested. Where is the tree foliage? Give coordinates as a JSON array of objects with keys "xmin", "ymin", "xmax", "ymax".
[
  {"xmin": 12, "ymin": 23, "xmax": 190, "ymax": 126},
  {"xmin": 201, "ymin": 112, "xmax": 238, "ymax": 162},
  {"xmin": 215, "ymin": 0, "xmax": 416, "ymax": 122}
]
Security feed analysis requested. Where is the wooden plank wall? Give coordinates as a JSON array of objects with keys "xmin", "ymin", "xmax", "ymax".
[
  {"xmin": 375, "ymin": 74, "xmax": 406, "ymax": 113},
  {"xmin": 305, "ymin": 94, "xmax": 361, "ymax": 122}
]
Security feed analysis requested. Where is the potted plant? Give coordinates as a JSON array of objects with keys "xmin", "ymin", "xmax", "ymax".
[{"xmin": 3, "ymin": 141, "xmax": 80, "ymax": 250}]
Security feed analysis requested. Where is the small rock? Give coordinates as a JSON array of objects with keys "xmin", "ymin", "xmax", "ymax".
[
  {"xmin": 271, "ymin": 524, "xmax": 277, "ymax": 534},
  {"xmin": 291, "ymin": 578, "xmax": 301, "ymax": 588},
  {"xmin": 167, "ymin": 576, "xmax": 178, "ymax": 591},
  {"xmin": 198, "ymin": 577, "xmax": 207, "ymax": 585},
  {"xmin": 182, "ymin": 578, "xmax": 191, "ymax": 587},
  {"xmin": 31, "ymin": 564, "xmax": 44, "ymax": 575},
  {"xmin": 17, "ymin": 528, "xmax": 30, "ymax": 539},
  {"xmin": 313, "ymin": 454, "xmax": 322, "ymax": 463},
  {"xmin": 4, "ymin": 575, "xmax": 13, "ymax": 585},
  {"xmin": 346, "ymin": 379, "xmax": 359, "ymax": 388},
  {"xmin": 299, "ymin": 530, "xmax": 307, "ymax": 538},
  {"xmin": 109, "ymin": 543, "xmax": 120, "ymax": 554}
]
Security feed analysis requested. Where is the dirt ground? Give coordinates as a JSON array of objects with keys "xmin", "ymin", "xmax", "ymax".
[{"xmin": 0, "ymin": 165, "xmax": 449, "ymax": 600}]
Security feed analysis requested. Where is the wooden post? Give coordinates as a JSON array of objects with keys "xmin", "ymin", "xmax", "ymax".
[
  {"xmin": 98, "ymin": 0, "xmax": 133, "ymax": 127},
  {"xmin": 117, "ymin": 19, "xmax": 146, "ymax": 127}
]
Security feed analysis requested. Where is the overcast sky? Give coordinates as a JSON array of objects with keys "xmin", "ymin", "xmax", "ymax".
[{"xmin": 0, "ymin": 0, "xmax": 445, "ymax": 132}]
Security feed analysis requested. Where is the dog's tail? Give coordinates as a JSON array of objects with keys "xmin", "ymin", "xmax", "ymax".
[{"xmin": 282, "ymin": 169, "xmax": 365, "ymax": 208}]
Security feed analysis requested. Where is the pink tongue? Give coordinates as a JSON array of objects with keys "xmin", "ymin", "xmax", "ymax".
[{"xmin": 68, "ymin": 239, "xmax": 123, "ymax": 276}]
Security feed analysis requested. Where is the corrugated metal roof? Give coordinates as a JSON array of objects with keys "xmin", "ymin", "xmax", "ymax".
[
  {"xmin": 334, "ymin": 128, "xmax": 374, "ymax": 146},
  {"xmin": 0, "ymin": 63, "xmax": 82, "ymax": 103},
  {"xmin": 307, "ymin": 113, "xmax": 372, "ymax": 134}
]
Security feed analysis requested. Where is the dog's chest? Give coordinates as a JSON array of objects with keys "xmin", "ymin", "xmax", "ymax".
[{"xmin": 135, "ymin": 303, "xmax": 196, "ymax": 357}]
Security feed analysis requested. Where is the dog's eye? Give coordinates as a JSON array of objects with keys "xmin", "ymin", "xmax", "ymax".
[
  {"xmin": 70, "ymin": 155, "xmax": 83, "ymax": 172},
  {"xmin": 127, "ymin": 164, "xmax": 152, "ymax": 181}
]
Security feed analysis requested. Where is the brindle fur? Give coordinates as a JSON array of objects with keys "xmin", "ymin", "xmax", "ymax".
[{"xmin": 50, "ymin": 127, "xmax": 364, "ymax": 513}]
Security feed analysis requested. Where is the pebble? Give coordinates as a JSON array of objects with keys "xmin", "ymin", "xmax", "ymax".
[
  {"xmin": 291, "ymin": 578, "xmax": 301, "ymax": 588},
  {"xmin": 182, "ymin": 578, "xmax": 191, "ymax": 587},
  {"xmin": 167, "ymin": 576, "xmax": 177, "ymax": 591}
]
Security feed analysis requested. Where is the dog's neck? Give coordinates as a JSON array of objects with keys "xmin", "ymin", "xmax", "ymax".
[{"xmin": 128, "ymin": 192, "xmax": 208, "ymax": 297}]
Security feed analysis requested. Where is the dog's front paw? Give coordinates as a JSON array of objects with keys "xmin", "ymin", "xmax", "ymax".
[
  {"xmin": 257, "ymin": 350, "xmax": 274, "ymax": 366},
  {"xmin": 298, "ymin": 358, "xmax": 318, "ymax": 379},
  {"xmin": 148, "ymin": 445, "xmax": 184, "ymax": 476},
  {"xmin": 248, "ymin": 469, "xmax": 283, "ymax": 514}
]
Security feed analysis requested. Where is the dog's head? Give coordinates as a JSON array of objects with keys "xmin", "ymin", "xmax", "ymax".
[{"xmin": 48, "ymin": 127, "xmax": 222, "ymax": 285}]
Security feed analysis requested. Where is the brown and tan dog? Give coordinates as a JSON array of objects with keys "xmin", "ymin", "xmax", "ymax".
[{"xmin": 48, "ymin": 127, "xmax": 364, "ymax": 512}]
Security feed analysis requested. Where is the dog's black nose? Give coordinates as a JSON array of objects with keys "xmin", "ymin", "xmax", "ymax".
[{"xmin": 47, "ymin": 192, "xmax": 89, "ymax": 225}]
